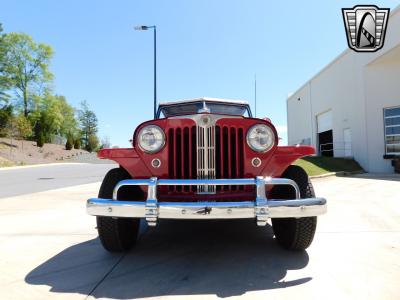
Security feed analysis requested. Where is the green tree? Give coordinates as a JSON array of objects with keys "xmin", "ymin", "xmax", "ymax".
[
  {"xmin": 0, "ymin": 104, "xmax": 12, "ymax": 137},
  {"xmin": 78, "ymin": 101, "xmax": 98, "ymax": 150},
  {"xmin": 74, "ymin": 138, "xmax": 81, "ymax": 149},
  {"xmin": 32, "ymin": 93, "xmax": 63, "ymax": 142},
  {"xmin": 0, "ymin": 23, "xmax": 10, "ymax": 105},
  {"xmin": 65, "ymin": 134, "xmax": 73, "ymax": 150},
  {"xmin": 87, "ymin": 134, "xmax": 99, "ymax": 153},
  {"xmin": 29, "ymin": 93, "xmax": 79, "ymax": 144},
  {"xmin": 0, "ymin": 23, "xmax": 12, "ymax": 135},
  {"xmin": 41, "ymin": 94, "xmax": 63, "ymax": 134},
  {"xmin": 36, "ymin": 131, "xmax": 44, "ymax": 147},
  {"xmin": 58, "ymin": 95, "xmax": 78, "ymax": 137},
  {"xmin": 2, "ymin": 33, "xmax": 53, "ymax": 117},
  {"xmin": 15, "ymin": 114, "xmax": 32, "ymax": 139},
  {"xmin": 14, "ymin": 114, "xmax": 32, "ymax": 150}
]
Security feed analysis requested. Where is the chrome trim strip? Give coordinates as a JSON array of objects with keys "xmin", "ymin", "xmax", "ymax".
[
  {"xmin": 197, "ymin": 115, "xmax": 216, "ymax": 194},
  {"xmin": 90, "ymin": 177, "xmax": 321, "ymax": 226},
  {"xmin": 87, "ymin": 197, "xmax": 327, "ymax": 220}
]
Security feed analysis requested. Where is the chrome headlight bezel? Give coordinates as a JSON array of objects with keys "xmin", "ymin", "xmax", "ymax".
[
  {"xmin": 246, "ymin": 124, "xmax": 275, "ymax": 153},
  {"xmin": 137, "ymin": 125, "xmax": 166, "ymax": 154}
]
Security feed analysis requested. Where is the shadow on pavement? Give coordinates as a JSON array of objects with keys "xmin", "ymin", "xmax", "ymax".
[{"xmin": 26, "ymin": 220, "xmax": 311, "ymax": 298}]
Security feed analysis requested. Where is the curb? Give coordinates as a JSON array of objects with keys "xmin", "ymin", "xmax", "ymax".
[
  {"xmin": 310, "ymin": 170, "xmax": 365, "ymax": 179},
  {"xmin": 0, "ymin": 162, "xmax": 89, "ymax": 171}
]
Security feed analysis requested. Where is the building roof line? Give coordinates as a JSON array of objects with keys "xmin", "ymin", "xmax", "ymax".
[{"xmin": 287, "ymin": 3, "xmax": 400, "ymax": 102}]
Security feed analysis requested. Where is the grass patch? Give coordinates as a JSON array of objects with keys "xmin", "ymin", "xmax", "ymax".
[
  {"xmin": 0, "ymin": 156, "xmax": 15, "ymax": 168},
  {"xmin": 294, "ymin": 156, "xmax": 363, "ymax": 176}
]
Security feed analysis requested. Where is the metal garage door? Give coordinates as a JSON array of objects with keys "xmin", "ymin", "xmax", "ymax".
[
  {"xmin": 317, "ymin": 110, "xmax": 332, "ymax": 133},
  {"xmin": 317, "ymin": 110, "xmax": 333, "ymax": 156}
]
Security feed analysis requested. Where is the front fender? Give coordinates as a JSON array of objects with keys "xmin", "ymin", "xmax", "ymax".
[
  {"xmin": 262, "ymin": 145, "xmax": 315, "ymax": 177},
  {"xmin": 97, "ymin": 148, "xmax": 152, "ymax": 178}
]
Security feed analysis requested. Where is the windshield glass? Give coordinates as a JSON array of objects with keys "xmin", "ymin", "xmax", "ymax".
[{"xmin": 159, "ymin": 101, "xmax": 250, "ymax": 118}]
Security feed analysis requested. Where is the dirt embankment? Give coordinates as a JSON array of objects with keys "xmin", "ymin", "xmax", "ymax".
[{"xmin": 0, "ymin": 138, "xmax": 89, "ymax": 167}]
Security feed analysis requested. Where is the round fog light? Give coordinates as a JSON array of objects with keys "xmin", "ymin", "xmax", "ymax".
[{"xmin": 151, "ymin": 158, "xmax": 161, "ymax": 168}]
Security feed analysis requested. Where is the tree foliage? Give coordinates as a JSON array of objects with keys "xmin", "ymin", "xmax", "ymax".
[
  {"xmin": 14, "ymin": 114, "xmax": 32, "ymax": 140},
  {"xmin": 0, "ymin": 104, "xmax": 12, "ymax": 137},
  {"xmin": 30, "ymin": 93, "xmax": 78, "ymax": 143},
  {"xmin": 65, "ymin": 134, "xmax": 73, "ymax": 150},
  {"xmin": 36, "ymin": 131, "xmax": 44, "ymax": 147},
  {"xmin": 87, "ymin": 134, "xmax": 99, "ymax": 153},
  {"xmin": 74, "ymin": 138, "xmax": 81, "ymax": 149},
  {"xmin": 78, "ymin": 101, "xmax": 98, "ymax": 150},
  {"xmin": 0, "ymin": 23, "xmax": 10, "ymax": 105},
  {"xmin": 0, "ymin": 25, "xmax": 101, "ymax": 151},
  {"xmin": 0, "ymin": 23, "xmax": 12, "ymax": 128},
  {"xmin": 2, "ymin": 32, "xmax": 53, "ymax": 117}
]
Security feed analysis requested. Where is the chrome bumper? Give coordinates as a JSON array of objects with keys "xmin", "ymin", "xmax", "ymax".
[{"xmin": 87, "ymin": 177, "xmax": 327, "ymax": 227}]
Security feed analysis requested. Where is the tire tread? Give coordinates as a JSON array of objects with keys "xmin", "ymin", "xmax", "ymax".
[
  {"xmin": 96, "ymin": 168, "xmax": 140, "ymax": 252},
  {"xmin": 271, "ymin": 165, "xmax": 317, "ymax": 250}
]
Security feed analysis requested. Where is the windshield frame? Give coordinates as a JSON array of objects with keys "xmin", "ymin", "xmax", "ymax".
[{"xmin": 156, "ymin": 100, "xmax": 252, "ymax": 118}]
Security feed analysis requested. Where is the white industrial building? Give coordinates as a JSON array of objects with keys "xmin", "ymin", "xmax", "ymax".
[{"xmin": 287, "ymin": 5, "xmax": 400, "ymax": 173}]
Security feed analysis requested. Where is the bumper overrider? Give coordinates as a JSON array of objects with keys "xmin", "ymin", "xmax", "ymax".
[{"xmin": 87, "ymin": 176, "xmax": 327, "ymax": 226}]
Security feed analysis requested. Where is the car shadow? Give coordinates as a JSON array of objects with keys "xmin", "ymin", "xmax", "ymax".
[{"xmin": 25, "ymin": 220, "xmax": 311, "ymax": 298}]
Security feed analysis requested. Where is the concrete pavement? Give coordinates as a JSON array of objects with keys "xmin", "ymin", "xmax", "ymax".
[
  {"xmin": 0, "ymin": 163, "xmax": 116, "ymax": 198},
  {"xmin": 0, "ymin": 174, "xmax": 399, "ymax": 299}
]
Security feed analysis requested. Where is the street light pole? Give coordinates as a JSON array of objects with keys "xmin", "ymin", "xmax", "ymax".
[
  {"xmin": 153, "ymin": 27, "xmax": 157, "ymax": 119},
  {"xmin": 134, "ymin": 25, "xmax": 157, "ymax": 119}
]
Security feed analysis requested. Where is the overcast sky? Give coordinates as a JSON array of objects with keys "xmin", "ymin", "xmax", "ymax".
[{"xmin": 1, "ymin": 0, "xmax": 398, "ymax": 146}]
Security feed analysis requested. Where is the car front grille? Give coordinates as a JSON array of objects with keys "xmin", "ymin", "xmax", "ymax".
[{"xmin": 167, "ymin": 117, "xmax": 245, "ymax": 194}]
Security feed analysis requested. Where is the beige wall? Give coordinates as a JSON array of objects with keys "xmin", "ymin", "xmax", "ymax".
[{"xmin": 287, "ymin": 84, "xmax": 312, "ymax": 145}]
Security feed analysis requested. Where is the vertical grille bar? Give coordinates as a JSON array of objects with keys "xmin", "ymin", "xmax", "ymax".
[
  {"xmin": 215, "ymin": 125, "xmax": 245, "ymax": 191},
  {"xmin": 191, "ymin": 127, "xmax": 197, "ymax": 192},
  {"xmin": 183, "ymin": 127, "xmax": 189, "ymax": 192},
  {"xmin": 168, "ymin": 129, "xmax": 174, "ymax": 192},
  {"xmin": 176, "ymin": 128, "xmax": 182, "ymax": 191},
  {"xmin": 231, "ymin": 127, "xmax": 237, "ymax": 191},
  {"xmin": 188, "ymin": 127, "xmax": 192, "ymax": 192},
  {"xmin": 168, "ymin": 121, "xmax": 244, "ymax": 195},
  {"xmin": 228, "ymin": 128, "xmax": 232, "ymax": 178},
  {"xmin": 238, "ymin": 128, "xmax": 244, "ymax": 190},
  {"xmin": 181, "ymin": 128, "xmax": 185, "ymax": 181}
]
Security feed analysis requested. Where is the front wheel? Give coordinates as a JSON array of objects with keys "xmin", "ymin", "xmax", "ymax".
[
  {"xmin": 96, "ymin": 168, "xmax": 141, "ymax": 252},
  {"xmin": 270, "ymin": 165, "xmax": 317, "ymax": 251}
]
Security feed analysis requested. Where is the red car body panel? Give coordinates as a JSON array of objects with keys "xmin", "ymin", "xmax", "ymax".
[
  {"xmin": 97, "ymin": 114, "xmax": 315, "ymax": 201},
  {"xmin": 98, "ymin": 144, "xmax": 314, "ymax": 178}
]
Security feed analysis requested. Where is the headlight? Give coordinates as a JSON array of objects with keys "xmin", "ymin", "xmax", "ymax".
[
  {"xmin": 138, "ymin": 125, "xmax": 165, "ymax": 153},
  {"xmin": 246, "ymin": 124, "xmax": 275, "ymax": 152}
]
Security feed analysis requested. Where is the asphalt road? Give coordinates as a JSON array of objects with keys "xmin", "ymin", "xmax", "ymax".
[
  {"xmin": 0, "ymin": 163, "xmax": 116, "ymax": 198},
  {"xmin": 1, "ymin": 173, "xmax": 399, "ymax": 299}
]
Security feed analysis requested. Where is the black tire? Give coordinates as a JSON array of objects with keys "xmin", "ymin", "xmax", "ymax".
[
  {"xmin": 270, "ymin": 165, "xmax": 317, "ymax": 251},
  {"xmin": 96, "ymin": 168, "xmax": 141, "ymax": 252}
]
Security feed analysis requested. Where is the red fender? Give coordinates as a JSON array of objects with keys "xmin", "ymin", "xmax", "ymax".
[
  {"xmin": 263, "ymin": 145, "xmax": 315, "ymax": 177},
  {"xmin": 97, "ymin": 148, "xmax": 152, "ymax": 178}
]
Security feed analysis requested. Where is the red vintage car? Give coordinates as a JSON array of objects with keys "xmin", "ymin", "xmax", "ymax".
[{"xmin": 87, "ymin": 98, "xmax": 327, "ymax": 251}]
